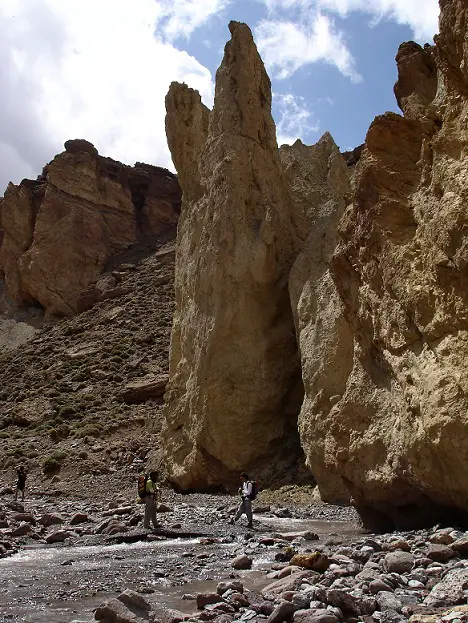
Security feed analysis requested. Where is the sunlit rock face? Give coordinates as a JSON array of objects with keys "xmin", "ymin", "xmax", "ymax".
[
  {"xmin": 162, "ymin": 22, "xmax": 306, "ymax": 490},
  {"xmin": 313, "ymin": 0, "xmax": 468, "ymax": 529}
]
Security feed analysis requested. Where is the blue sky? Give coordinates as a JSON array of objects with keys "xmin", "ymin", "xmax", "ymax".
[{"xmin": 0, "ymin": 0, "xmax": 440, "ymax": 192}]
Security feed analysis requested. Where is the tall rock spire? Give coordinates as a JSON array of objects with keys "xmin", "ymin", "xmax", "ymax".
[{"xmin": 162, "ymin": 22, "xmax": 304, "ymax": 490}]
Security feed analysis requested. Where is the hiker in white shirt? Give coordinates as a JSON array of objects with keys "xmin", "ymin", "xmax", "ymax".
[{"xmin": 231, "ymin": 472, "xmax": 253, "ymax": 529}]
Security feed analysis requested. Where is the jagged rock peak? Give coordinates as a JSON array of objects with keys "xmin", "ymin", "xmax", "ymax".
[
  {"xmin": 394, "ymin": 41, "xmax": 437, "ymax": 119},
  {"xmin": 165, "ymin": 82, "xmax": 210, "ymax": 203},
  {"xmin": 210, "ymin": 21, "xmax": 277, "ymax": 148}
]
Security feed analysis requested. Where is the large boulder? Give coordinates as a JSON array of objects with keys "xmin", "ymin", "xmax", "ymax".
[
  {"xmin": 0, "ymin": 141, "xmax": 180, "ymax": 316},
  {"xmin": 161, "ymin": 21, "xmax": 305, "ymax": 489}
]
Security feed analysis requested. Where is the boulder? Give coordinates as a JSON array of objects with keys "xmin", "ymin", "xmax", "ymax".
[
  {"xmin": 450, "ymin": 537, "xmax": 468, "ymax": 556},
  {"xmin": 121, "ymin": 374, "xmax": 169, "ymax": 404},
  {"xmin": 426, "ymin": 544, "xmax": 455, "ymax": 562},
  {"xmin": 231, "ymin": 555, "xmax": 252, "ymax": 570},
  {"xmin": 45, "ymin": 529, "xmax": 71, "ymax": 544},
  {"xmin": 384, "ymin": 551, "xmax": 414, "ymax": 574},
  {"xmin": 11, "ymin": 522, "xmax": 33, "ymax": 537},
  {"xmin": 11, "ymin": 513, "xmax": 36, "ymax": 525},
  {"xmin": 70, "ymin": 513, "xmax": 89, "ymax": 525},
  {"xmin": 267, "ymin": 601, "xmax": 295, "ymax": 623},
  {"xmin": 289, "ymin": 553, "xmax": 329, "ymax": 572},
  {"xmin": 38, "ymin": 513, "xmax": 64, "ymax": 527},
  {"xmin": 217, "ymin": 581, "xmax": 243, "ymax": 595},
  {"xmin": 261, "ymin": 572, "xmax": 318, "ymax": 600},
  {"xmin": 376, "ymin": 591, "xmax": 403, "ymax": 612},
  {"xmin": 197, "ymin": 593, "xmax": 223, "ymax": 609},
  {"xmin": 424, "ymin": 568, "xmax": 468, "ymax": 608},
  {"xmin": 293, "ymin": 611, "xmax": 338, "ymax": 623},
  {"xmin": 94, "ymin": 595, "xmax": 152, "ymax": 622}
]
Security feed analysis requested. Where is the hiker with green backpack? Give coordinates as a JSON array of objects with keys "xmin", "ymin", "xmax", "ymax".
[
  {"xmin": 138, "ymin": 471, "xmax": 160, "ymax": 530},
  {"xmin": 230, "ymin": 472, "xmax": 258, "ymax": 529}
]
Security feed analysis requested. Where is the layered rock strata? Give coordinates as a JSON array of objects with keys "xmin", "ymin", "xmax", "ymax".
[
  {"xmin": 307, "ymin": 0, "xmax": 468, "ymax": 528},
  {"xmin": 0, "ymin": 140, "xmax": 180, "ymax": 316},
  {"xmin": 162, "ymin": 22, "xmax": 306, "ymax": 490}
]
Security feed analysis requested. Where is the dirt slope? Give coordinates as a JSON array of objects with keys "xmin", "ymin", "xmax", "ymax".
[{"xmin": 0, "ymin": 232, "xmax": 176, "ymax": 489}]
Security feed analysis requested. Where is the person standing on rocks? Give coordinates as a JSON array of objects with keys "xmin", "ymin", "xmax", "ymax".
[
  {"xmin": 143, "ymin": 471, "xmax": 160, "ymax": 531},
  {"xmin": 231, "ymin": 472, "xmax": 254, "ymax": 529},
  {"xmin": 15, "ymin": 465, "xmax": 27, "ymax": 502}
]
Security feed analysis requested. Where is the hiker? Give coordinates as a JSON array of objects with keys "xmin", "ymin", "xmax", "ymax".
[
  {"xmin": 143, "ymin": 471, "xmax": 160, "ymax": 530},
  {"xmin": 230, "ymin": 472, "xmax": 254, "ymax": 529},
  {"xmin": 15, "ymin": 465, "xmax": 27, "ymax": 502}
]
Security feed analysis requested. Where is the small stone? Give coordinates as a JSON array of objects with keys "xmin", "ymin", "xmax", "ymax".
[
  {"xmin": 426, "ymin": 544, "xmax": 454, "ymax": 562},
  {"xmin": 232, "ymin": 555, "xmax": 252, "ymax": 570},
  {"xmin": 267, "ymin": 600, "xmax": 295, "ymax": 623},
  {"xmin": 384, "ymin": 551, "xmax": 414, "ymax": 574}
]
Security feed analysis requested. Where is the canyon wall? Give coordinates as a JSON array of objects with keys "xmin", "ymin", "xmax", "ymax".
[
  {"xmin": 307, "ymin": 0, "xmax": 468, "ymax": 528},
  {"xmin": 0, "ymin": 139, "xmax": 180, "ymax": 317},
  {"xmin": 163, "ymin": 0, "xmax": 468, "ymax": 527}
]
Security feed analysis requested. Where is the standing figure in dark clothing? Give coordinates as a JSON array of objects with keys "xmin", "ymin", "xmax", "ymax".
[{"xmin": 15, "ymin": 466, "xmax": 27, "ymax": 501}]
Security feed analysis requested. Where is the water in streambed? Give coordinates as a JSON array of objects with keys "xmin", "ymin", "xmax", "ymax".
[{"xmin": 0, "ymin": 517, "xmax": 361, "ymax": 623}]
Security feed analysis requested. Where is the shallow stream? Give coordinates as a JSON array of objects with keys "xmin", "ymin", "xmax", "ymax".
[{"xmin": 0, "ymin": 517, "xmax": 361, "ymax": 623}]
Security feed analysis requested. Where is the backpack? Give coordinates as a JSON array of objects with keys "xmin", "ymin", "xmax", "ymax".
[
  {"xmin": 138, "ymin": 474, "xmax": 149, "ymax": 499},
  {"xmin": 248, "ymin": 480, "xmax": 259, "ymax": 501}
]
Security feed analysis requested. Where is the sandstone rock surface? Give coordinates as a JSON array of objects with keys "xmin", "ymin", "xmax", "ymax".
[
  {"xmin": 162, "ymin": 22, "xmax": 304, "ymax": 490},
  {"xmin": 0, "ymin": 140, "xmax": 180, "ymax": 316},
  {"xmin": 297, "ymin": 0, "xmax": 468, "ymax": 528}
]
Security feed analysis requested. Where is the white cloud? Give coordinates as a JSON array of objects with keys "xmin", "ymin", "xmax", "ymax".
[
  {"xmin": 0, "ymin": 0, "xmax": 218, "ymax": 193},
  {"xmin": 274, "ymin": 93, "xmax": 319, "ymax": 145},
  {"xmin": 259, "ymin": 0, "xmax": 439, "ymax": 42},
  {"xmin": 157, "ymin": 0, "xmax": 232, "ymax": 40},
  {"xmin": 256, "ymin": 13, "xmax": 362, "ymax": 82},
  {"xmin": 317, "ymin": 0, "xmax": 439, "ymax": 41}
]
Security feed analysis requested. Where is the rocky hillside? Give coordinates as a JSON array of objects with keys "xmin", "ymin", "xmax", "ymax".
[
  {"xmin": 162, "ymin": 0, "xmax": 468, "ymax": 529},
  {"xmin": 0, "ymin": 231, "xmax": 176, "ymax": 480},
  {"xmin": 0, "ymin": 139, "xmax": 180, "ymax": 317}
]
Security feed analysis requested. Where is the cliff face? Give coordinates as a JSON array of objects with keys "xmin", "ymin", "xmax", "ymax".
[
  {"xmin": 0, "ymin": 139, "xmax": 180, "ymax": 317},
  {"xmin": 162, "ymin": 0, "xmax": 468, "ymax": 526},
  {"xmin": 162, "ymin": 22, "xmax": 307, "ymax": 490},
  {"xmin": 309, "ymin": 0, "xmax": 468, "ymax": 528}
]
